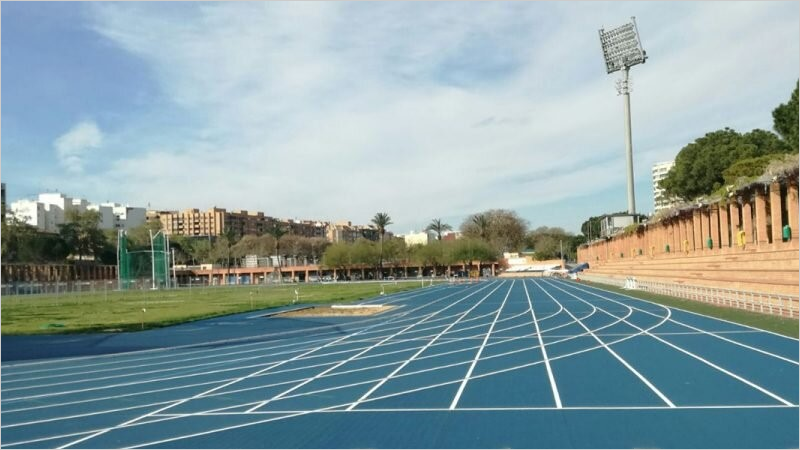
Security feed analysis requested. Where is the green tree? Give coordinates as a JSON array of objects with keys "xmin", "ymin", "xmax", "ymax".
[
  {"xmin": 461, "ymin": 209, "xmax": 528, "ymax": 253},
  {"xmin": 322, "ymin": 242, "xmax": 352, "ymax": 273},
  {"xmin": 266, "ymin": 222, "xmax": 288, "ymax": 282},
  {"xmin": 449, "ymin": 238, "xmax": 497, "ymax": 277},
  {"xmin": 126, "ymin": 221, "xmax": 164, "ymax": 249},
  {"xmin": 659, "ymin": 128, "xmax": 792, "ymax": 200},
  {"xmin": 722, "ymin": 154, "xmax": 790, "ymax": 185},
  {"xmin": 370, "ymin": 212, "xmax": 392, "ymax": 278},
  {"xmin": 1, "ymin": 213, "xmax": 70, "ymax": 263},
  {"xmin": 190, "ymin": 239, "xmax": 213, "ymax": 264},
  {"xmin": 425, "ymin": 218, "xmax": 452, "ymax": 241},
  {"xmin": 525, "ymin": 226, "xmax": 583, "ymax": 261},
  {"xmin": 772, "ymin": 81, "xmax": 799, "ymax": 151},
  {"xmin": 59, "ymin": 210, "xmax": 107, "ymax": 261},
  {"xmin": 351, "ymin": 239, "xmax": 380, "ymax": 278}
]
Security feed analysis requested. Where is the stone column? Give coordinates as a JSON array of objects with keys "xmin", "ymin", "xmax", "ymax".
[
  {"xmin": 710, "ymin": 205, "xmax": 720, "ymax": 250},
  {"xmin": 730, "ymin": 202, "xmax": 741, "ymax": 237},
  {"xmin": 754, "ymin": 188, "xmax": 769, "ymax": 245},
  {"xmin": 742, "ymin": 198, "xmax": 754, "ymax": 244},
  {"xmin": 719, "ymin": 202, "xmax": 730, "ymax": 248},
  {"xmin": 701, "ymin": 207, "xmax": 711, "ymax": 250},
  {"xmin": 788, "ymin": 184, "xmax": 799, "ymax": 239},
  {"xmin": 770, "ymin": 181, "xmax": 783, "ymax": 244},
  {"xmin": 693, "ymin": 209, "xmax": 703, "ymax": 251}
]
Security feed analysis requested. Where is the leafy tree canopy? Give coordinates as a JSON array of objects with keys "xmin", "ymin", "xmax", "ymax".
[
  {"xmin": 772, "ymin": 81, "xmax": 798, "ymax": 151},
  {"xmin": 659, "ymin": 127, "xmax": 792, "ymax": 201},
  {"xmin": 460, "ymin": 209, "xmax": 528, "ymax": 253}
]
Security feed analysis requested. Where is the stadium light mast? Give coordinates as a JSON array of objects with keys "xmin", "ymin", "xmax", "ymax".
[{"xmin": 599, "ymin": 17, "xmax": 648, "ymax": 215}]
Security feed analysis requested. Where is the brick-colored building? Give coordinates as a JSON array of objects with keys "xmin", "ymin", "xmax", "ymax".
[{"xmin": 148, "ymin": 208, "xmax": 378, "ymax": 243}]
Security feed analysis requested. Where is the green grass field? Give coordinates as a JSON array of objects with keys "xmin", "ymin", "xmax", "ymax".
[
  {"xmin": 581, "ymin": 280, "xmax": 799, "ymax": 338},
  {"xmin": 0, "ymin": 281, "xmax": 435, "ymax": 335}
]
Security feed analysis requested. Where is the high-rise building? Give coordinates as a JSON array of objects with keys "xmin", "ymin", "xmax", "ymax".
[{"xmin": 652, "ymin": 160, "xmax": 679, "ymax": 214}]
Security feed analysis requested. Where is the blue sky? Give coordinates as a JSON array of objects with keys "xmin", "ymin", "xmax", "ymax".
[{"xmin": 2, "ymin": 1, "xmax": 798, "ymax": 234}]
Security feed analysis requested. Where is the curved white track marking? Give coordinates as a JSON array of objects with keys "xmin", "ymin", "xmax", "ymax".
[
  {"xmin": 1, "ymin": 284, "xmax": 463, "ymax": 379},
  {"xmin": 3, "ymin": 310, "xmax": 534, "ymax": 407},
  {"xmin": 3, "ymin": 285, "xmax": 490, "ymax": 399},
  {"xmin": 450, "ymin": 280, "xmax": 515, "ymax": 409},
  {"xmin": 543, "ymin": 279, "xmax": 795, "ymax": 406},
  {"xmin": 343, "ymin": 281, "xmax": 508, "ymax": 411},
  {"xmin": 244, "ymin": 282, "xmax": 503, "ymax": 413},
  {"xmin": 55, "ymin": 281, "xmax": 499, "ymax": 449},
  {"xmin": 2, "ymin": 294, "xmax": 587, "ymax": 414},
  {"xmin": 1, "ymin": 283, "xmax": 457, "ymax": 374},
  {"xmin": 2, "ymin": 306, "xmax": 508, "ymax": 393},
  {"xmin": 532, "ymin": 279, "xmax": 675, "ymax": 408},
  {"xmin": 0, "ymin": 291, "xmax": 591, "ymax": 410},
  {"xmin": 562, "ymin": 279, "xmax": 799, "ymax": 342},
  {"xmin": 0, "ymin": 280, "xmax": 666, "ymax": 444},
  {"xmin": 552, "ymin": 279, "xmax": 799, "ymax": 365},
  {"xmin": 470, "ymin": 304, "xmax": 672, "ymax": 381},
  {"xmin": 522, "ymin": 279, "xmax": 562, "ymax": 408},
  {"xmin": 3, "ymin": 299, "xmax": 670, "ymax": 444}
]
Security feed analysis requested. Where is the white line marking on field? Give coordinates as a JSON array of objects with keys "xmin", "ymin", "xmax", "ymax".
[
  {"xmin": 245, "ymin": 283, "xmax": 495, "ymax": 412},
  {"xmin": 55, "ymin": 280, "xmax": 497, "ymax": 449},
  {"xmin": 561, "ymin": 279, "xmax": 799, "ymax": 342},
  {"xmin": 450, "ymin": 280, "xmax": 514, "ymax": 410},
  {"xmin": 522, "ymin": 279, "xmax": 562, "ymax": 408},
  {"xmin": 345, "ymin": 281, "xmax": 508, "ymax": 411},
  {"xmin": 544, "ymin": 279, "xmax": 795, "ymax": 407},
  {"xmin": 554, "ymin": 280, "xmax": 799, "ymax": 366},
  {"xmin": 533, "ymin": 279, "xmax": 676, "ymax": 408}
]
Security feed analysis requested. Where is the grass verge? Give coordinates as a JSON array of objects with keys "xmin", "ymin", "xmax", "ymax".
[
  {"xmin": 1, "ymin": 281, "xmax": 437, "ymax": 335},
  {"xmin": 578, "ymin": 280, "xmax": 799, "ymax": 338}
]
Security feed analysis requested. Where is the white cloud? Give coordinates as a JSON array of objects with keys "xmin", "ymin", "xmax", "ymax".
[
  {"xmin": 54, "ymin": 120, "xmax": 104, "ymax": 173},
  {"xmin": 73, "ymin": 2, "xmax": 799, "ymax": 232}
]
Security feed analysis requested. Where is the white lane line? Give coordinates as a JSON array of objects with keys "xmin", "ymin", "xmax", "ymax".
[
  {"xmin": 4, "ymin": 285, "xmax": 484, "ymax": 403},
  {"xmin": 1, "ymin": 285, "xmax": 466, "ymax": 385},
  {"xmin": 8, "ymin": 306, "xmax": 677, "ymax": 450},
  {"xmin": 156, "ymin": 403, "xmax": 799, "ymax": 415},
  {"xmin": 521, "ymin": 279, "xmax": 562, "ymax": 408},
  {"xmin": 244, "ymin": 282, "xmax": 498, "ymax": 412},
  {"xmin": 533, "ymin": 279, "xmax": 676, "ymax": 408},
  {"xmin": 1, "ymin": 283, "xmax": 457, "ymax": 375},
  {"xmin": 344, "ymin": 280, "xmax": 508, "ymax": 411},
  {"xmin": 545, "ymin": 280, "xmax": 795, "ymax": 407},
  {"xmin": 55, "ymin": 281, "xmax": 497, "ymax": 449},
  {"xmin": 449, "ymin": 280, "xmax": 515, "ymax": 410},
  {"xmin": 554, "ymin": 279, "xmax": 799, "ymax": 366},
  {"xmin": 562, "ymin": 279, "xmax": 799, "ymax": 342}
]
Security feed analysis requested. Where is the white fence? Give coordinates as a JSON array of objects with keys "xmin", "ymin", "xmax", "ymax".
[{"xmin": 578, "ymin": 274, "xmax": 799, "ymax": 319}]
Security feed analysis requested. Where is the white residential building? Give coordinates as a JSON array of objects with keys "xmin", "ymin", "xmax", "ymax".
[
  {"xmin": 652, "ymin": 160, "xmax": 679, "ymax": 214},
  {"xmin": 398, "ymin": 230, "xmax": 435, "ymax": 246},
  {"xmin": 9, "ymin": 192, "xmax": 145, "ymax": 232}
]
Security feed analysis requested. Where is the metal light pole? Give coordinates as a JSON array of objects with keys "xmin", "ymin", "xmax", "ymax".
[
  {"xmin": 599, "ymin": 17, "xmax": 648, "ymax": 216},
  {"xmin": 619, "ymin": 67, "xmax": 636, "ymax": 214}
]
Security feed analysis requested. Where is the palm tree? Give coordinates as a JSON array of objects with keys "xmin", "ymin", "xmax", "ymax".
[
  {"xmin": 471, "ymin": 213, "xmax": 490, "ymax": 240},
  {"xmin": 371, "ymin": 212, "xmax": 393, "ymax": 279},
  {"xmin": 222, "ymin": 227, "xmax": 238, "ymax": 283},
  {"xmin": 425, "ymin": 218, "xmax": 452, "ymax": 241},
  {"xmin": 266, "ymin": 221, "xmax": 288, "ymax": 283}
]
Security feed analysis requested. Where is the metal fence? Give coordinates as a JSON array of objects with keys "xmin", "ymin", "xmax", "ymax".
[{"xmin": 578, "ymin": 274, "xmax": 799, "ymax": 319}]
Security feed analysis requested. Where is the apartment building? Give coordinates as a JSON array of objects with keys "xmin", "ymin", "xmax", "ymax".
[
  {"xmin": 9, "ymin": 192, "xmax": 145, "ymax": 232},
  {"xmin": 652, "ymin": 160, "xmax": 679, "ymax": 214}
]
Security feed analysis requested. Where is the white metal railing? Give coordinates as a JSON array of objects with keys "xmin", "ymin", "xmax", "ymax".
[{"xmin": 578, "ymin": 274, "xmax": 799, "ymax": 318}]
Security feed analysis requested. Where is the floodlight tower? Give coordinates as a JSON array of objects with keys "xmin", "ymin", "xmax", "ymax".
[{"xmin": 599, "ymin": 17, "xmax": 648, "ymax": 215}]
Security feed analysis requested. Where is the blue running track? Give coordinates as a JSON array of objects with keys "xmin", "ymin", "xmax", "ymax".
[{"xmin": 1, "ymin": 279, "xmax": 798, "ymax": 448}]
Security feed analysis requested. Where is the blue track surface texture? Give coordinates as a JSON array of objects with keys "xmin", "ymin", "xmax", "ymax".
[{"xmin": 1, "ymin": 279, "xmax": 798, "ymax": 448}]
